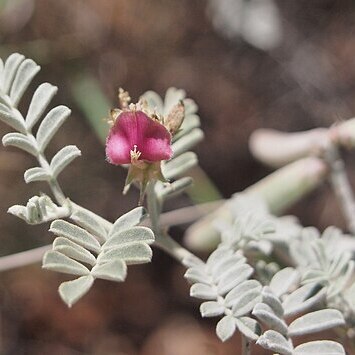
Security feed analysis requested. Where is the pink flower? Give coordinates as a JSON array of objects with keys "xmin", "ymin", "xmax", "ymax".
[{"xmin": 106, "ymin": 110, "xmax": 173, "ymax": 165}]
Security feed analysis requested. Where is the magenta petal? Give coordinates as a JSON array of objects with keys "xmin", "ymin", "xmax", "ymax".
[{"xmin": 105, "ymin": 110, "xmax": 172, "ymax": 165}]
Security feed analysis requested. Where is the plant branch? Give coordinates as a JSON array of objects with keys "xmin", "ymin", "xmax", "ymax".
[
  {"xmin": 154, "ymin": 231, "xmax": 193, "ymax": 262},
  {"xmin": 0, "ymin": 200, "xmax": 218, "ymax": 271},
  {"xmin": 325, "ymin": 146, "xmax": 355, "ymax": 235},
  {"xmin": 146, "ymin": 181, "xmax": 195, "ymax": 262},
  {"xmin": 241, "ymin": 335, "xmax": 251, "ymax": 355},
  {"xmin": 37, "ymin": 150, "xmax": 67, "ymax": 205},
  {"xmin": 0, "ymin": 245, "xmax": 51, "ymax": 272}
]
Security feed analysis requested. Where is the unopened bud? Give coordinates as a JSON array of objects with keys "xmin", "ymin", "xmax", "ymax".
[{"xmin": 118, "ymin": 88, "xmax": 131, "ymax": 109}]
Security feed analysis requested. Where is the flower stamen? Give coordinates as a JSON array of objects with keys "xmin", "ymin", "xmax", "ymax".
[{"xmin": 130, "ymin": 144, "xmax": 142, "ymax": 162}]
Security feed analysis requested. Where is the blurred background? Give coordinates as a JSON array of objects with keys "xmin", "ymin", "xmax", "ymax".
[{"xmin": 0, "ymin": 0, "xmax": 355, "ymax": 354}]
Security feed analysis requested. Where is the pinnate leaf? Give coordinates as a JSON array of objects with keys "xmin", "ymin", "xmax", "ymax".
[
  {"xmin": 59, "ymin": 275, "xmax": 94, "ymax": 307},
  {"xmin": 216, "ymin": 316, "xmax": 236, "ymax": 342}
]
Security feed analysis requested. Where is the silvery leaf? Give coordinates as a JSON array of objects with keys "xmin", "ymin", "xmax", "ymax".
[
  {"xmin": 171, "ymin": 128, "xmax": 204, "ymax": 156},
  {"xmin": 269, "ymin": 267, "xmax": 300, "ymax": 297},
  {"xmin": 2, "ymin": 53, "xmax": 25, "ymax": 94},
  {"xmin": 26, "ymin": 83, "xmax": 57, "ymax": 130},
  {"xmin": 10, "ymin": 59, "xmax": 40, "ymax": 107},
  {"xmin": 261, "ymin": 286, "xmax": 284, "ymax": 318},
  {"xmin": 283, "ymin": 284, "xmax": 326, "ymax": 317},
  {"xmin": 200, "ymin": 301, "xmax": 225, "ymax": 317},
  {"xmin": 293, "ymin": 340, "xmax": 345, "ymax": 355},
  {"xmin": 36, "ymin": 105, "xmax": 71, "ymax": 151},
  {"xmin": 0, "ymin": 103, "xmax": 26, "ymax": 133},
  {"xmin": 256, "ymin": 330, "xmax": 293, "ymax": 355},
  {"xmin": 140, "ymin": 90, "xmax": 164, "ymax": 114},
  {"xmin": 70, "ymin": 208, "xmax": 109, "ymax": 244},
  {"xmin": 91, "ymin": 259, "xmax": 127, "ymax": 282},
  {"xmin": 109, "ymin": 206, "xmax": 146, "ymax": 237},
  {"xmin": 24, "ymin": 167, "xmax": 51, "ymax": 183},
  {"xmin": 42, "ymin": 250, "xmax": 90, "ymax": 276},
  {"xmin": 53, "ymin": 237, "xmax": 96, "ymax": 266},
  {"xmin": 212, "ymin": 254, "xmax": 246, "ymax": 281},
  {"xmin": 163, "ymin": 87, "xmax": 186, "ymax": 116},
  {"xmin": 49, "ymin": 220, "xmax": 101, "ymax": 253},
  {"xmin": 50, "ymin": 145, "xmax": 81, "ymax": 178},
  {"xmin": 190, "ymin": 283, "xmax": 218, "ymax": 300},
  {"xmin": 97, "ymin": 242, "xmax": 152, "ymax": 265},
  {"xmin": 217, "ymin": 263, "xmax": 254, "ymax": 295},
  {"xmin": 2, "ymin": 132, "xmax": 38, "ymax": 156},
  {"xmin": 225, "ymin": 280, "xmax": 262, "ymax": 308},
  {"xmin": 59, "ymin": 275, "xmax": 94, "ymax": 307},
  {"xmin": 158, "ymin": 177, "xmax": 194, "ymax": 200},
  {"xmin": 216, "ymin": 315, "xmax": 236, "ymax": 342},
  {"xmin": 103, "ymin": 227, "xmax": 154, "ymax": 250},
  {"xmin": 8, "ymin": 195, "xmax": 69, "ymax": 225},
  {"xmin": 252, "ymin": 303, "xmax": 288, "ymax": 335},
  {"xmin": 232, "ymin": 289, "xmax": 262, "ymax": 317},
  {"xmin": 184, "ymin": 267, "xmax": 211, "ymax": 284},
  {"xmin": 172, "ymin": 114, "xmax": 200, "ymax": 142},
  {"xmin": 235, "ymin": 316, "xmax": 261, "ymax": 341},
  {"xmin": 162, "ymin": 152, "xmax": 198, "ymax": 179},
  {"xmin": 288, "ymin": 309, "xmax": 345, "ymax": 337}
]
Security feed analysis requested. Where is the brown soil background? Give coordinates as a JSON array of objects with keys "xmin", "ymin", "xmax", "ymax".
[{"xmin": 0, "ymin": 1, "xmax": 354, "ymax": 354}]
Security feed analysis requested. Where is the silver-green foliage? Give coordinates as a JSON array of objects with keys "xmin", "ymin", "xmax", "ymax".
[
  {"xmin": 142, "ymin": 88, "xmax": 203, "ymax": 203},
  {"xmin": 291, "ymin": 227, "xmax": 355, "ymax": 323},
  {"xmin": 184, "ymin": 195, "xmax": 348, "ymax": 353},
  {"xmin": 0, "ymin": 53, "xmax": 80, "ymax": 223},
  {"xmin": 215, "ymin": 193, "xmax": 303, "ymax": 255},
  {"xmin": 184, "ymin": 247, "xmax": 262, "ymax": 342},
  {"xmin": 8, "ymin": 194, "xmax": 69, "ymax": 225},
  {"xmin": 0, "ymin": 53, "xmax": 351, "ymax": 354},
  {"xmin": 42, "ymin": 207, "xmax": 154, "ymax": 306},
  {"xmin": 184, "ymin": 247, "xmax": 346, "ymax": 352},
  {"xmin": 254, "ymin": 284, "xmax": 345, "ymax": 355},
  {"xmin": 0, "ymin": 53, "xmax": 157, "ymax": 307}
]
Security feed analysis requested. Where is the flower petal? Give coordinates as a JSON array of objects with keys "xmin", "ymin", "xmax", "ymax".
[{"xmin": 105, "ymin": 110, "xmax": 172, "ymax": 165}]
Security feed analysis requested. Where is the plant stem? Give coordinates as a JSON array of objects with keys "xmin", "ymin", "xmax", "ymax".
[
  {"xmin": 0, "ymin": 245, "xmax": 51, "ymax": 271},
  {"xmin": 37, "ymin": 151, "xmax": 67, "ymax": 205},
  {"xmin": 325, "ymin": 146, "xmax": 355, "ymax": 235},
  {"xmin": 241, "ymin": 335, "xmax": 251, "ymax": 355},
  {"xmin": 146, "ymin": 181, "xmax": 194, "ymax": 262},
  {"xmin": 154, "ymin": 232, "xmax": 193, "ymax": 262}
]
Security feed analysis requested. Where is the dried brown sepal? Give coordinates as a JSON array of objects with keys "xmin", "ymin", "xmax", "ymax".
[
  {"xmin": 165, "ymin": 100, "xmax": 185, "ymax": 135},
  {"xmin": 106, "ymin": 108, "xmax": 122, "ymax": 126}
]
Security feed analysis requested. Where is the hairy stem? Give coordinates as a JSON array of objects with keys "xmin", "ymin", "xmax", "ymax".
[
  {"xmin": 241, "ymin": 335, "xmax": 251, "ymax": 355},
  {"xmin": 146, "ymin": 181, "xmax": 194, "ymax": 262},
  {"xmin": 154, "ymin": 232, "xmax": 193, "ymax": 261},
  {"xmin": 37, "ymin": 150, "xmax": 67, "ymax": 205},
  {"xmin": 325, "ymin": 146, "xmax": 355, "ymax": 235},
  {"xmin": 0, "ymin": 245, "xmax": 51, "ymax": 272}
]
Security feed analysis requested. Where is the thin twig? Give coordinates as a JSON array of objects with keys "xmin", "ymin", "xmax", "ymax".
[
  {"xmin": 154, "ymin": 231, "xmax": 193, "ymax": 262},
  {"xmin": 0, "ymin": 245, "xmax": 51, "ymax": 272}
]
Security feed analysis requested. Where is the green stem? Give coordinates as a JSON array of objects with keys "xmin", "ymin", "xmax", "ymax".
[
  {"xmin": 146, "ymin": 181, "xmax": 193, "ymax": 262},
  {"xmin": 37, "ymin": 151, "xmax": 67, "ymax": 205},
  {"xmin": 155, "ymin": 232, "xmax": 193, "ymax": 262}
]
